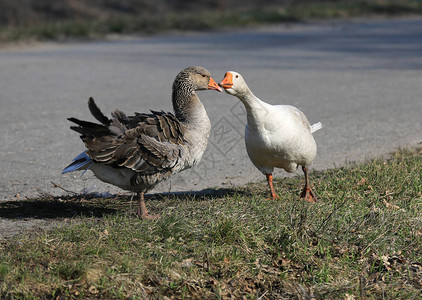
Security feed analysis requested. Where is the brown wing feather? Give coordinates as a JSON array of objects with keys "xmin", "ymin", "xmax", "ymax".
[
  {"xmin": 88, "ymin": 97, "xmax": 110, "ymax": 125},
  {"xmin": 73, "ymin": 107, "xmax": 186, "ymax": 175}
]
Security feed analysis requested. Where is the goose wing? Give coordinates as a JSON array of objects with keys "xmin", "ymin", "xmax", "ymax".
[
  {"xmin": 288, "ymin": 106, "xmax": 322, "ymax": 134},
  {"xmin": 69, "ymin": 98, "xmax": 186, "ymax": 175}
]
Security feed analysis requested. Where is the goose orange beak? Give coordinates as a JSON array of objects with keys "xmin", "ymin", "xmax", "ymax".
[
  {"xmin": 208, "ymin": 77, "xmax": 223, "ymax": 92},
  {"xmin": 219, "ymin": 72, "xmax": 233, "ymax": 89}
]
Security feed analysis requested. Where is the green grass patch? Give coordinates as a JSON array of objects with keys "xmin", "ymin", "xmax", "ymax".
[{"xmin": 0, "ymin": 147, "xmax": 421, "ymax": 298}]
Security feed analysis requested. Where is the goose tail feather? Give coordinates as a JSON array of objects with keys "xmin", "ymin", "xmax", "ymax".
[
  {"xmin": 62, "ymin": 152, "xmax": 93, "ymax": 174},
  {"xmin": 310, "ymin": 122, "xmax": 322, "ymax": 133}
]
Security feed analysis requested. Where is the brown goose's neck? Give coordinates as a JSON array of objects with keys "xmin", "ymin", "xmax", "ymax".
[{"xmin": 172, "ymin": 76, "xmax": 202, "ymax": 123}]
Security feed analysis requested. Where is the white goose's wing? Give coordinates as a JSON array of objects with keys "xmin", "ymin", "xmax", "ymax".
[{"xmin": 276, "ymin": 105, "xmax": 322, "ymax": 133}]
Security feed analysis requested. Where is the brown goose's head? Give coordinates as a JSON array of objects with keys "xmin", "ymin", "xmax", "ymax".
[
  {"xmin": 173, "ymin": 66, "xmax": 222, "ymax": 93},
  {"xmin": 172, "ymin": 66, "xmax": 221, "ymax": 122}
]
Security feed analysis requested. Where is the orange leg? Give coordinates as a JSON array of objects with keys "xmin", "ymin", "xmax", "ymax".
[
  {"xmin": 137, "ymin": 192, "xmax": 159, "ymax": 220},
  {"xmin": 266, "ymin": 173, "xmax": 279, "ymax": 200},
  {"xmin": 300, "ymin": 166, "xmax": 317, "ymax": 203}
]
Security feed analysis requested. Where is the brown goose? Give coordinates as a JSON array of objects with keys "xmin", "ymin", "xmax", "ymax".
[{"xmin": 62, "ymin": 66, "xmax": 222, "ymax": 219}]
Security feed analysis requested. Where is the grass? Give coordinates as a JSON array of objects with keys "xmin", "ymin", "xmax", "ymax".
[
  {"xmin": 1, "ymin": 1, "xmax": 422, "ymax": 43},
  {"xmin": 0, "ymin": 147, "xmax": 421, "ymax": 299}
]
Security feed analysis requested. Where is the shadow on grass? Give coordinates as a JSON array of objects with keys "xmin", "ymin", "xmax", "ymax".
[
  {"xmin": 0, "ymin": 196, "xmax": 118, "ymax": 219},
  {"xmin": 0, "ymin": 188, "xmax": 243, "ymax": 220},
  {"xmin": 156, "ymin": 187, "xmax": 243, "ymax": 200}
]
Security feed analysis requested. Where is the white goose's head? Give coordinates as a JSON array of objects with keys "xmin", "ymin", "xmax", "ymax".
[{"xmin": 218, "ymin": 71, "xmax": 249, "ymax": 97}]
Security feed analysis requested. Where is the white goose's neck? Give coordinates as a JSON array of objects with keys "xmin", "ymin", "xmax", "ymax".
[{"xmin": 236, "ymin": 88, "xmax": 269, "ymax": 130}]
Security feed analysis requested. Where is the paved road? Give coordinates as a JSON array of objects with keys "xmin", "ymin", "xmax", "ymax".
[{"xmin": 1, "ymin": 18, "xmax": 421, "ymax": 200}]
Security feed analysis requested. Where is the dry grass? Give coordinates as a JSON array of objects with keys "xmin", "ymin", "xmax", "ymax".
[{"xmin": 0, "ymin": 147, "xmax": 421, "ymax": 299}]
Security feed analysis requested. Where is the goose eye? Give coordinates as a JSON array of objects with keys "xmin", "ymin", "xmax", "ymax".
[
  {"xmin": 202, "ymin": 75, "xmax": 206, "ymax": 78},
  {"xmin": 235, "ymin": 75, "xmax": 239, "ymax": 78}
]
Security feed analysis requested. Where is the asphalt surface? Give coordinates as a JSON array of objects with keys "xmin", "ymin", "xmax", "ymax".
[{"xmin": 1, "ymin": 17, "xmax": 422, "ymax": 201}]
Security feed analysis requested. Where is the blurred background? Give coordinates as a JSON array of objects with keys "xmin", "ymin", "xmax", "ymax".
[{"xmin": 1, "ymin": 0, "xmax": 422, "ymax": 41}]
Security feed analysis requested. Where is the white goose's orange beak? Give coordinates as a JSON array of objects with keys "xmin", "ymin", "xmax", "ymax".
[
  {"xmin": 219, "ymin": 72, "xmax": 233, "ymax": 89},
  {"xmin": 208, "ymin": 77, "xmax": 223, "ymax": 92}
]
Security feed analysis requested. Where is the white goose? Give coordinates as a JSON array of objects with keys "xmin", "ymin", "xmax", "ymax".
[{"xmin": 219, "ymin": 71, "xmax": 322, "ymax": 202}]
